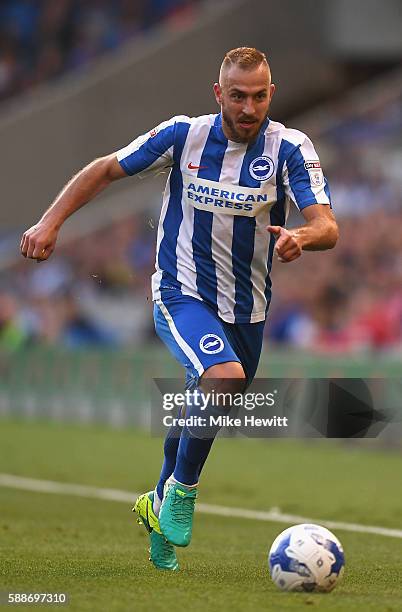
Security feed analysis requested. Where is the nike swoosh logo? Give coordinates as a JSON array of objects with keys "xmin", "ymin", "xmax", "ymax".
[{"xmin": 188, "ymin": 162, "xmax": 208, "ymax": 170}]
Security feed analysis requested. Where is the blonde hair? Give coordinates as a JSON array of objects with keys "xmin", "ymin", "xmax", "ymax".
[
  {"xmin": 222, "ymin": 47, "xmax": 268, "ymax": 71},
  {"xmin": 219, "ymin": 47, "xmax": 270, "ymax": 85}
]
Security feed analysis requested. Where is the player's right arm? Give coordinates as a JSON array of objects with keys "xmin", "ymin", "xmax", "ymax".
[
  {"xmin": 20, "ymin": 154, "xmax": 125, "ymax": 260},
  {"xmin": 20, "ymin": 115, "xmax": 185, "ymax": 261}
]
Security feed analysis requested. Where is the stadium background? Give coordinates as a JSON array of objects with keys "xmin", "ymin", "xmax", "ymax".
[
  {"xmin": 1, "ymin": 0, "xmax": 402, "ymax": 424},
  {"xmin": 0, "ymin": 1, "xmax": 402, "ymax": 610}
]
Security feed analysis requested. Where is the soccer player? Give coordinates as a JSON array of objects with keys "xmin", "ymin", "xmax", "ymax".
[{"xmin": 20, "ymin": 47, "xmax": 338, "ymax": 571}]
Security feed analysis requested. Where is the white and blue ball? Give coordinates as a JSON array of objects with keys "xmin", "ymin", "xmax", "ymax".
[{"xmin": 268, "ymin": 523, "xmax": 345, "ymax": 592}]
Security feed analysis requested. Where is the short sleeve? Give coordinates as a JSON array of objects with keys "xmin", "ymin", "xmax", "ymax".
[
  {"xmin": 282, "ymin": 136, "xmax": 332, "ymax": 210},
  {"xmin": 116, "ymin": 116, "xmax": 188, "ymax": 178}
]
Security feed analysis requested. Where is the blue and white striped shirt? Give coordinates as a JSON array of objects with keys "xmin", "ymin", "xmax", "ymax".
[{"xmin": 116, "ymin": 113, "xmax": 331, "ymax": 324}]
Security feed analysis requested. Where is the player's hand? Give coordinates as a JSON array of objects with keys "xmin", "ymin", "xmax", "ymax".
[
  {"xmin": 266, "ymin": 225, "xmax": 302, "ymax": 263},
  {"xmin": 20, "ymin": 222, "xmax": 58, "ymax": 262}
]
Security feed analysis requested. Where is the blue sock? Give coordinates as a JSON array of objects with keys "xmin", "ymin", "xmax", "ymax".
[
  {"xmin": 174, "ymin": 433, "xmax": 215, "ymax": 485},
  {"xmin": 156, "ymin": 418, "xmax": 183, "ymax": 501},
  {"xmin": 173, "ymin": 389, "xmax": 223, "ymax": 486}
]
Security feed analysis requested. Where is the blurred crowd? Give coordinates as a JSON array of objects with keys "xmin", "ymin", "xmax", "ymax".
[
  {"xmin": 268, "ymin": 210, "xmax": 402, "ymax": 353},
  {"xmin": 2, "ymin": 85, "xmax": 402, "ymax": 355},
  {"xmin": 2, "ymin": 205, "xmax": 402, "ymax": 354},
  {"xmin": 319, "ymin": 84, "xmax": 402, "ymax": 218},
  {"xmin": 0, "ymin": 0, "xmax": 202, "ymax": 103}
]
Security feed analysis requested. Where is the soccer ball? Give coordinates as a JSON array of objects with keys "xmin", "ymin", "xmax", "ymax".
[{"xmin": 268, "ymin": 523, "xmax": 345, "ymax": 592}]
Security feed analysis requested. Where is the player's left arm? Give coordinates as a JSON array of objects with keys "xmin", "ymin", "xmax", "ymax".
[
  {"xmin": 267, "ymin": 204, "xmax": 338, "ymax": 263},
  {"xmin": 268, "ymin": 133, "xmax": 339, "ymax": 263}
]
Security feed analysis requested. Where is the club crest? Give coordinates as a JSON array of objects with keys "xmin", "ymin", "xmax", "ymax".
[{"xmin": 249, "ymin": 156, "xmax": 275, "ymax": 181}]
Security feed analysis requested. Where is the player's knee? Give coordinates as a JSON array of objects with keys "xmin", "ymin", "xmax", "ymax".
[
  {"xmin": 201, "ymin": 361, "xmax": 246, "ymax": 398},
  {"xmin": 203, "ymin": 361, "xmax": 245, "ymax": 380}
]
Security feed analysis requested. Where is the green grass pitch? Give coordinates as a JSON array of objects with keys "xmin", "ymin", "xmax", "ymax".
[{"xmin": 1, "ymin": 419, "xmax": 402, "ymax": 611}]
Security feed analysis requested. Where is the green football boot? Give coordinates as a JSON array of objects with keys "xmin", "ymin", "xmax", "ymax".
[
  {"xmin": 133, "ymin": 491, "xmax": 179, "ymax": 571},
  {"xmin": 159, "ymin": 481, "xmax": 198, "ymax": 547}
]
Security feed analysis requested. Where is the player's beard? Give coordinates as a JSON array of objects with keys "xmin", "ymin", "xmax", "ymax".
[{"xmin": 221, "ymin": 107, "xmax": 268, "ymax": 144}]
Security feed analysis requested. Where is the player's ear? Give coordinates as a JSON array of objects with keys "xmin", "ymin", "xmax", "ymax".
[
  {"xmin": 213, "ymin": 83, "xmax": 222, "ymax": 105},
  {"xmin": 269, "ymin": 83, "xmax": 276, "ymax": 101}
]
